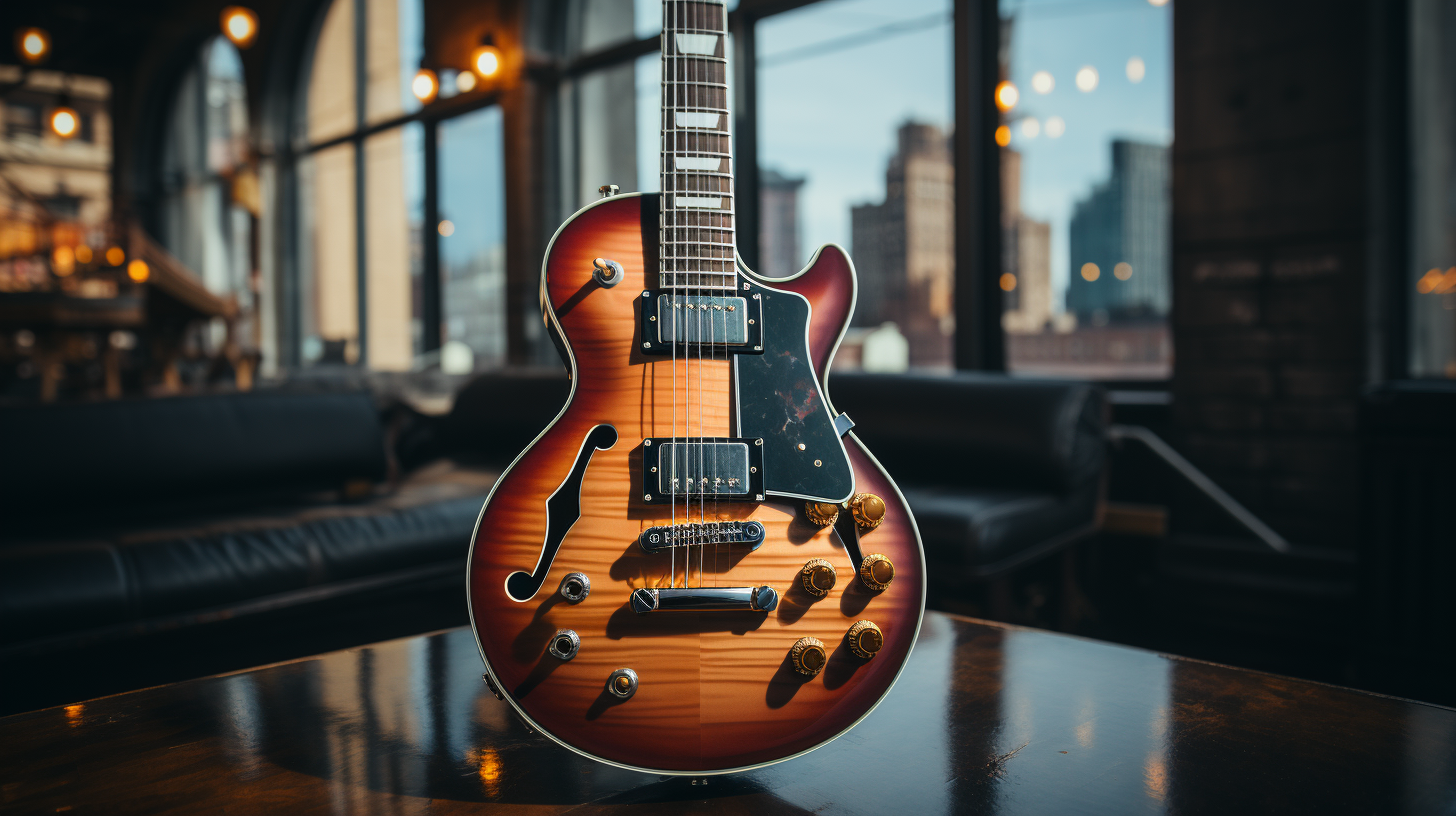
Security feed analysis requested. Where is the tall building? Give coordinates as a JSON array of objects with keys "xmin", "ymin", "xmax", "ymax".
[
  {"xmin": 1066, "ymin": 139, "xmax": 1170, "ymax": 321},
  {"xmin": 850, "ymin": 122, "xmax": 954, "ymax": 367},
  {"xmin": 758, "ymin": 168, "xmax": 805, "ymax": 278},
  {"xmin": 1000, "ymin": 148, "xmax": 1055, "ymax": 334}
]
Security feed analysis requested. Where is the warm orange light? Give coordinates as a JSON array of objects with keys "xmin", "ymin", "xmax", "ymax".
[
  {"xmin": 105, "ymin": 246, "xmax": 125, "ymax": 266},
  {"xmin": 221, "ymin": 7, "xmax": 259, "ymax": 49},
  {"xmin": 471, "ymin": 44, "xmax": 501, "ymax": 79},
  {"xmin": 52, "ymin": 245, "xmax": 76, "ymax": 276},
  {"xmin": 438, "ymin": 219, "xmax": 455, "ymax": 237},
  {"xmin": 456, "ymin": 70, "xmax": 477, "ymax": 92},
  {"xmin": 1439, "ymin": 267, "xmax": 1456, "ymax": 295},
  {"xmin": 127, "ymin": 259, "xmax": 150, "ymax": 282},
  {"xmin": 50, "ymin": 107, "xmax": 79, "ymax": 139},
  {"xmin": 1081, "ymin": 262, "xmax": 1101, "ymax": 282},
  {"xmin": 995, "ymin": 81, "xmax": 1019, "ymax": 112},
  {"xmin": 1417, "ymin": 268, "xmax": 1442, "ymax": 293},
  {"xmin": 995, "ymin": 125, "xmax": 1011, "ymax": 147},
  {"xmin": 17, "ymin": 28, "xmax": 50, "ymax": 64},
  {"xmin": 1114, "ymin": 262, "xmax": 1133, "ymax": 280},
  {"xmin": 1000, "ymin": 273, "xmax": 1017, "ymax": 292},
  {"xmin": 412, "ymin": 68, "xmax": 438, "ymax": 103},
  {"xmin": 75, "ymin": 244, "xmax": 93, "ymax": 264}
]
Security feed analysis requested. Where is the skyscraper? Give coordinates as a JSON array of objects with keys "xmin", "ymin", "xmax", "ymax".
[
  {"xmin": 758, "ymin": 168, "xmax": 805, "ymax": 279},
  {"xmin": 1000, "ymin": 148, "xmax": 1055, "ymax": 334},
  {"xmin": 1066, "ymin": 140, "xmax": 1170, "ymax": 322},
  {"xmin": 849, "ymin": 122, "xmax": 954, "ymax": 367}
]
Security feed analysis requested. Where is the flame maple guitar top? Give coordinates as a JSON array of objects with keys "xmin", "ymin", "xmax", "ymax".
[{"xmin": 467, "ymin": 194, "xmax": 926, "ymax": 774}]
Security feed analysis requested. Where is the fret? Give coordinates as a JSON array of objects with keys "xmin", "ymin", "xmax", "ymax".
[{"xmin": 661, "ymin": 0, "xmax": 735, "ymax": 290}]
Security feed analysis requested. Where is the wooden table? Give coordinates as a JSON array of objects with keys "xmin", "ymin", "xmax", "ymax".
[{"xmin": 3, "ymin": 613, "xmax": 1454, "ymax": 814}]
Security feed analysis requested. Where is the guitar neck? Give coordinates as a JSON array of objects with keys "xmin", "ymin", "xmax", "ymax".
[{"xmin": 660, "ymin": 0, "xmax": 735, "ymax": 291}]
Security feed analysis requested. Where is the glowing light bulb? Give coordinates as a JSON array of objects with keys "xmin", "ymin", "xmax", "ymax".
[
  {"xmin": 1031, "ymin": 71, "xmax": 1054, "ymax": 94},
  {"xmin": 18, "ymin": 28, "xmax": 50, "ymax": 64},
  {"xmin": 50, "ymin": 107, "xmax": 79, "ymax": 139},
  {"xmin": 471, "ymin": 44, "xmax": 501, "ymax": 79},
  {"xmin": 52, "ymin": 246, "xmax": 75, "ymax": 276},
  {"xmin": 438, "ymin": 220, "xmax": 455, "ymax": 237},
  {"xmin": 1126, "ymin": 56, "xmax": 1146, "ymax": 83},
  {"xmin": 1114, "ymin": 262, "xmax": 1133, "ymax": 280},
  {"xmin": 412, "ymin": 68, "xmax": 439, "ymax": 103},
  {"xmin": 995, "ymin": 80, "xmax": 1019, "ymax": 111},
  {"xmin": 1045, "ymin": 116, "xmax": 1066, "ymax": 138},
  {"xmin": 1081, "ymin": 263, "xmax": 1101, "ymax": 282},
  {"xmin": 220, "ymin": 7, "xmax": 259, "ymax": 49},
  {"xmin": 1076, "ymin": 66, "xmax": 1099, "ymax": 92},
  {"xmin": 127, "ymin": 259, "xmax": 150, "ymax": 282},
  {"xmin": 1000, "ymin": 273, "xmax": 1017, "ymax": 292},
  {"xmin": 456, "ymin": 70, "xmax": 477, "ymax": 92},
  {"xmin": 75, "ymin": 245, "xmax": 93, "ymax": 264},
  {"xmin": 105, "ymin": 246, "xmax": 125, "ymax": 266},
  {"xmin": 994, "ymin": 125, "xmax": 1011, "ymax": 147}
]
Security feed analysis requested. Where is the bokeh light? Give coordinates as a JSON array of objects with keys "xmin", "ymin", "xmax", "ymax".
[
  {"xmin": 1031, "ymin": 71, "xmax": 1054, "ymax": 94},
  {"xmin": 1045, "ymin": 116, "xmax": 1066, "ymax": 138},
  {"xmin": 1076, "ymin": 66, "xmax": 1099, "ymax": 92},
  {"xmin": 1127, "ymin": 56, "xmax": 1146, "ymax": 83},
  {"xmin": 1081, "ymin": 262, "xmax": 1101, "ymax": 282}
]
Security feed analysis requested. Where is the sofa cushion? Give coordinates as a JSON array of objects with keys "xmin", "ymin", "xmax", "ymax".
[
  {"xmin": 903, "ymin": 485, "xmax": 1100, "ymax": 578},
  {"xmin": 829, "ymin": 372, "xmax": 1105, "ymax": 495},
  {"xmin": 0, "ymin": 461, "xmax": 495, "ymax": 646},
  {"xmin": 0, "ymin": 389, "xmax": 389, "ymax": 520}
]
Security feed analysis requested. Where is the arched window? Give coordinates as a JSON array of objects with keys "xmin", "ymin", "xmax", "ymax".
[{"xmin": 158, "ymin": 36, "xmax": 252, "ymax": 301}]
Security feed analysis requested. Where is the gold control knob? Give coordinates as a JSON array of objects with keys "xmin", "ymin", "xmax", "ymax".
[
  {"xmin": 847, "ymin": 620, "xmax": 884, "ymax": 659},
  {"xmin": 859, "ymin": 553, "xmax": 895, "ymax": 590},
  {"xmin": 800, "ymin": 558, "xmax": 837, "ymax": 597},
  {"xmin": 790, "ymin": 637, "xmax": 828, "ymax": 676},
  {"xmin": 804, "ymin": 501, "xmax": 840, "ymax": 527},
  {"xmin": 849, "ymin": 493, "xmax": 886, "ymax": 530}
]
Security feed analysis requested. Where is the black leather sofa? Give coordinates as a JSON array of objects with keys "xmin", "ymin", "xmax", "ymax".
[{"xmin": 0, "ymin": 369, "xmax": 1103, "ymax": 715}]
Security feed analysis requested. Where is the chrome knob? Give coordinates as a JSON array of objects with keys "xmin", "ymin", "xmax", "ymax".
[
  {"xmin": 859, "ymin": 553, "xmax": 895, "ymax": 591},
  {"xmin": 804, "ymin": 501, "xmax": 839, "ymax": 526},
  {"xmin": 752, "ymin": 585, "xmax": 779, "ymax": 612},
  {"xmin": 606, "ymin": 667, "xmax": 638, "ymax": 699},
  {"xmin": 801, "ymin": 558, "xmax": 837, "ymax": 597},
  {"xmin": 790, "ymin": 637, "xmax": 827, "ymax": 676},
  {"xmin": 559, "ymin": 572, "xmax": 590, "ymax": 603},
  {"xmin": 548, "ymin": 629, "xmax": 580, "ymax": 660},
  {"xmin": 847, "ymin": 620, "xmax": 884, "ymax": 658},
  {"xmin": 849, "ymin": 492, "xmax": 886, "ymax": 530}
]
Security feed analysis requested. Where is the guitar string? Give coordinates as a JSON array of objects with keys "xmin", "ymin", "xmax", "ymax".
[{"xmin": 664, "ymin": 0, "xmax": 677, "ymax": 593}]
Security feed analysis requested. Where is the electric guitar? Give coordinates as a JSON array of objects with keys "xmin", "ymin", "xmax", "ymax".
[{"xmin": 466, "ymin": 0, "xmax": 925, "ymax": 774}]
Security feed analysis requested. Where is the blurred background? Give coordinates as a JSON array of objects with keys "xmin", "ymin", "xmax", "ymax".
[{"xmin": 0, "ymin": 0, "xmax": 1451, "ymax": 717}]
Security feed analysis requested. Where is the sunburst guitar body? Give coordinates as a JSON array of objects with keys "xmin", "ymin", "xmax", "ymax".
[{"xmin": 466, "ymin": 0, "xmax": 925, "ymax": 776}]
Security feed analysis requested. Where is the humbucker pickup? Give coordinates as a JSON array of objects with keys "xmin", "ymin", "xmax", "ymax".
[
  {"xmin": 640, "ymin": 437, "xmax": 765, "ymax": 504},
  {"xmin": 638, "ymin": 291, "xmax": 764, "ymax": 354}
]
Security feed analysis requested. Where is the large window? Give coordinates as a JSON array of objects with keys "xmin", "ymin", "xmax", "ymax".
[
  {"xmin": 289, "ymin": 0, "xmax": 504, "ymax": 372},
  {"xmin": 757, "ymin": 0, "xmax": 955, "ymax": 371},
  {"xmin": 1411, "ymin": 0, "xmax": 1456, "ymax": 378},
  {"xmin": 997, "ymin": 0, "xmax": 1172, "ymax": 379}
]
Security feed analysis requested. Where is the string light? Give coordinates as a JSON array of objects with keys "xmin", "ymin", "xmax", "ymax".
[
  {"xmin": 17, "ymin": 27, "xmax": 50, "ymax": 64},
  {"xmin": 471, "ymin": 44, "xmax": 501, "ymax": 79},
  {"xmin": 1000, "ymin": 273, "xmax": 1017, "ymax": 292},
  {"xmin": 1021, "ymin": 117, "xmax": 1040, "ymax": 139},
  {"xmin": 127, "ymin": 259, "xmax": 150, "ymax": 282},
  {"xmin": 995, "ymin": 80, "xmax": 1019, "ymax": 111},
  {"xmin": 220, "ymin": 7, "xmax": 259, "ymax": 49},
  {"xmin": 1076, "ymin": 66, "xmax": 1099, "ymax": 92},
  {"xmin": 1031, "ymin": 71, "xmax": 1054, "ymax": 94},
  {"xmin": 1045, "ymin": 116, "xmax": 1066, "ymax": 138},
  {"xmin": 1081, "ymin": 263, "xmax": 1101, "ymax": 282},
  {"xmin": 994, "ymin": 125, "xmax": 1011, "ymax": 147},
  {"xmin": 49, "ymin": 105, "xmax": 79, "ymax": 139},
  {"xmin": 105, "ymin": 246, "xmax": 125, "ymax": 266},
  {"xmin": 411, "ymin": 68, "xmax": 439, "ymax": 103},
  {"xmin": 1114, "ymin": 262, "xmax": 1133, "ymax": 280},
  {"xmin": 1126, "ymin": 56, "xmax": 1146, "ymax": 83},
  {"xmin": 438, "ymin": 220, "xmax": 455, "ymax": 237}
]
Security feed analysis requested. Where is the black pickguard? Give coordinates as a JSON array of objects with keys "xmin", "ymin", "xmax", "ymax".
[
  {"xmin": 734, "ymin": 278, "xmax": 854, "ymax": 502},
  {"xmin": 504, "ymin": 424, "xmax": 618, "ymax": 602}
]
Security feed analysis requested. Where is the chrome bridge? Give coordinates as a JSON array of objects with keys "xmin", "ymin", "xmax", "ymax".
[
  {"xmin": 640, "ymin": 437, "xmax": 765, "ymax": 504},
  {"xmin": 638, "ymin": 520, "xmax": 766, "ymax": 553},
  {"xmin": 630, "ymin": 586, "xmax": 779, "ymax": 614}
]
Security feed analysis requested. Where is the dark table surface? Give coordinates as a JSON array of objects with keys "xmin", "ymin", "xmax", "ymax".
[{"xmin": 3, "ymin": 612, "xmax": 1454, "ymax": 815}]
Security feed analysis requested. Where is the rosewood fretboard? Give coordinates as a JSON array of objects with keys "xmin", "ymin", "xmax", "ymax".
[{"xmin": 660, "ymin": 0, "xmax": 734, "ymax": 291}]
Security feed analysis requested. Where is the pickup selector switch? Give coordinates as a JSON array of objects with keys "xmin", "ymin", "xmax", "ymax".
[
  {"xmin": 790, "ymin": 637, "xmax": 828, "ymax": 676},
  {"xmin": 846, "ymin": 620, "xmax": 884, "ymax": 658},
  {"xmin": 859, "ymin": 553, "xmax": 895, "ymax": 590},
  {"xmin": 849, "ymin": 492, "xmax": 886, "ymax": 530},
  {"xmin": 801, "ymin": 558, "xmax": 837, "ymax": 597}
]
